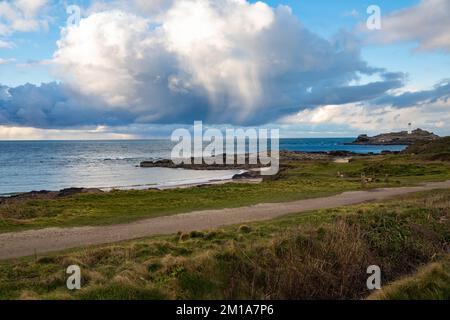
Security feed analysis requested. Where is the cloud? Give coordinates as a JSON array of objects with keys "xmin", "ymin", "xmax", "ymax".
[
  {"xmin": 0, "ymin": 0, "xmax": 49, "ymax": 35},
  {"xmin": 3, "ymin": 0, "xmax": 445, "ymax": 133},
  {"xmin": 0, "ymin": 86, "xmax": 11, "ymax": 100},
  {"xmin": 281, "ymin": 80, "xmax": 450, "ymax": 135},
  {"xmin": 0, "ymin": 82, "xmax": 137, "ymax": 128},
  {"xmin": 363, "ymin": 0, "xmax": 450, "ymax": 52},
  {"xmin": 0, "ymin": 39, "xmax": 15, "ymax": 48},
  {"xmin": 15, "ymin": 58, "xmax": 50, "ymax": 68},
  {"xmin": 281, "ymin": 99, "xmax": 450, "ymax": 135},
  {"xmin": 9, "ymin": 0, "xmax": 398, "ymax": 129},
  {"xmin": 89, "ymin": 0, "xmax": 175, "ymax": 18},
  {"xmin": 343, "ymin": 9, "xmax": 359, "ymax": 18},
  {"xmin": 14, "ymin": 0, "xmax": 48, "ymax": 17},
  {"xmin": 0, "ymin": 124, "xmax": 135, "ymax": 140},
  {"xmin": 0, "ymin": 57, "xmax": 16, "ymax": 64},
  {"xmin": 372, "ymin": 79, "xmax": 450, "ymax": 107}
]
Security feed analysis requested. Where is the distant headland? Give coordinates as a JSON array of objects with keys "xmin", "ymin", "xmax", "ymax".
[{"xmin": 349, "ymin": 128, "xmax": 440, "ymax": 145}]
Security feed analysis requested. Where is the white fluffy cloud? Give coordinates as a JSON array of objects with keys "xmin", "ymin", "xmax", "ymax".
[
  {"xmin": 365, "ymin": 0, "xmax": 450, "ymax": 52},
  {"xmin": 3, "ymin": 0, "xmax": 449, "ymax": 136},
  {"xmin": 50, "ymin": 0, "xmax": 398, "ymax": 127},
  {"xmin": 0, "ymin": 0, "xmax": 48, "ymax": 35},
  {"xmin": 14, "ymin": 0, "xmax": 48, "ymax": 17},
  {"xmin": 282, "ymin": 96, "xmax": 450, "ymax": 134},
  {"xmin": 53, "ymin": 2, "xmax": 278, "ymax": 121}
]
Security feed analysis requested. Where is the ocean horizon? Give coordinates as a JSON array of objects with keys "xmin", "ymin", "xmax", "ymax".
[{"xmin": 0, "ymin": 138, "xmax": 407, "ymax": 196}]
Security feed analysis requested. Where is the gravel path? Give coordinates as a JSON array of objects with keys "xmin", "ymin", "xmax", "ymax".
[{"xmin": 1, "ymin": 180, "xmax": 450, "ymax": 261}]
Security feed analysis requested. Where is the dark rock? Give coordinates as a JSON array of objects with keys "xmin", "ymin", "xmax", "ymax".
[
  {"xmin": 232, "ymin": 170, "xmax": 261, "ymax": 180},
  {"xmin": 0, "ymin": 187, "xmax": 103, "ymax": 205},
  {"xmin": 349, "ymin": 128, "xmax": 440, "ymax": 145},
  {"xmin": 57, "ymin": 188, "xmax": 103, "ymax": 197},
  {"xmin": 140, "ymin": 154, "xmax": 268, "ymax": 170},
  {"xmin": 380, "ymin": 150, "xmax": 400, "ymax": 155},
  {"xmin": 327, "ymin": 150, "xmax": 360, "ymax": 157},
  {"xmin": 355, "ymin": 134, "xmax": 370, "ymax": 143}
]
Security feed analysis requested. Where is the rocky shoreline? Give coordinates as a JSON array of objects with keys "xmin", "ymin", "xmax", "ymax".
[
  {"xmin": 0, "ymin": 188, "xmax": 104, "ymax": 204},
  {"xmin": 139, "ymin": 150, "xmax": 372, "ymax": 171},
  {"xmin": 1, "ymin": 150, "xmax": 369, "ymax": 202},
  {"xmin": 139, "ymin": 150, "xmax": 385, "ymax": 181},
  {"xmin": 140, "ymin": 153, "xmax": 264, "ymax": 170}
]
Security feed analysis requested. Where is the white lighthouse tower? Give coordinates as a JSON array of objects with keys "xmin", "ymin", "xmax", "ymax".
[{"xmin": 408, "ymin": 123, "xmax": 412, "ymax": 134}]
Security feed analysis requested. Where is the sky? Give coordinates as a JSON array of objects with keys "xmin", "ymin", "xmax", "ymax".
[{"xmin": 0, "ymin": 0, "xmax": 449, "ymax": 140}]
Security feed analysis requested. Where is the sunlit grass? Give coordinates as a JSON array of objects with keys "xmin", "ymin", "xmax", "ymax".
[{"xmin": 0, "ymin": 189, "xmax": 449, "ymax": 300}]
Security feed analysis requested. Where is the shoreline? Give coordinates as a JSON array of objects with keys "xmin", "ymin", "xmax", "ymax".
[
  {"xmin": 0, "ymin": 169, "xmax": 260, "ymax": 201},
  {"xmin": 1, "ymin": 138, "xmax": 449, "ymax": 235},
  {"xmin": 0, "ymin": 149, "xmax": 398, "ymax": 199}
]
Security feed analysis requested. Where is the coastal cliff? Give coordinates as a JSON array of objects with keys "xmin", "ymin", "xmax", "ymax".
[{"xmin": 350, "ymin": 128, "xmax": 439, "ymax": 145}]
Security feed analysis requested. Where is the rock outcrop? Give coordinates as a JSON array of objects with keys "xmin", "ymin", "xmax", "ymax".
[
  {"xmin": 140, "ymin": 154, "xmax": 268, "ymax": 170},
  {"xmin": 350, "ymin": 129, "xmax": 439, "ymax": 145},
  {"xmin": 139, "ymin": 151, "xmax": 361, "ymax": 171},
  {"xmin": 403, "ymin": 136, "xmax": 450, "ymax": 161}
]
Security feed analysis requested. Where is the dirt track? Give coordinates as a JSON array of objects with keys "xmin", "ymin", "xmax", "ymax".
[{"xmin": 1, "ymin": 180, "xmax": 450, "ymax": 261}]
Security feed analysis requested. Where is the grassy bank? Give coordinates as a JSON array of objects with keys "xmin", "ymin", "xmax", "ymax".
[
  {"xmin": 0, "ymin": 189, "xmax": 449, "ymax": 300},
  {"xmin": 368, "ymin": 256, "xmax": 450, "ymax": 300},
  {"xmin": 404, "ymin": 137, "xmax": 450, "ymax": 161},
  {"xmin": 1, "ymin": 154, "xmax": 450, "ymax": 233}
]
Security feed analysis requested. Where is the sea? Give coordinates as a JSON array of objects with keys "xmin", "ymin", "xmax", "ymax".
[{"xmin": 0, "ymin": 139, "xmax": 407, "ymax": 196}]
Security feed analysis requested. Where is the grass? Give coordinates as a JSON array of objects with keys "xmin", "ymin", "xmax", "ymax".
[
  {"xmin": 404, "ymin": 137, "xmax": 450, "ymax": 160},
  {"xmin": 368, "ymin": 256, "xmax": 450, "ymax": 300},
  {"xmin": 1, "ymin": 154, "xmax": 450, "ymax": 233},
  {"xmin": 0, "ymin": 189, "xmax": 449, "ymax": 300}
]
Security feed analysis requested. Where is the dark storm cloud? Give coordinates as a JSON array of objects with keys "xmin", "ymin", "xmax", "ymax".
[{"xmin": 373, "ymin": 80, "xmax": 450, "ymax": 108}]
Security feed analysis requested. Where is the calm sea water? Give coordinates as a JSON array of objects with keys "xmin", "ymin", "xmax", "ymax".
[{"xmin": 0, "ymin": 139, "xmax": 406, "ymax": 195}]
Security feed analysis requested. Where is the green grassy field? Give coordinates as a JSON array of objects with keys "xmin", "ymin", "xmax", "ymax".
[
  {"xmin": 2, "ymin": 154, "xmax": 450, "ymax": 233},
  {"xmin": 0, "ymin": 189, "xmax": 449, "ymax": 300}
]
